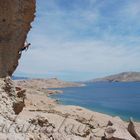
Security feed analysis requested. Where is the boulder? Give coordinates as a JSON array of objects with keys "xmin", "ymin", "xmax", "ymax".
[
  {"xmin": 104, "ymin": 117, "xmax": 136, "ymax": 140},
  {"xmin": 128, "ymin": 118, "xmax": 140, "ymax": 140}
]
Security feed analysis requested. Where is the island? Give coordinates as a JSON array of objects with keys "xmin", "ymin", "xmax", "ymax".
[{"xmin": 90, "ymin": 72, "xmax": 140, "ymax": 82}]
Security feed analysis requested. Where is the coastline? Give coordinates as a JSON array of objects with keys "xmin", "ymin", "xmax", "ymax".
[
  {"xmin": 53, "ymin": 97, "xmax": 140, "ymax": 122},
  {"xmin": 49, "ymin": 82, "xmax": 140, "ymax": 122},
  {"xmin": 12, "ymin": 78, "xmax": 140, "ymax": 139},
  {"xmin": 15, "ymin": 78, "xmax": 140, "ymax": 123},
  {"xmin": 50, "ymin": 95, "xmax": 140, "ymax": 123}
]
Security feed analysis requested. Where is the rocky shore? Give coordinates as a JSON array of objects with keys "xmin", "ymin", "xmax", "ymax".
[{"xmin": 0, "ymin": 77, "xmax": 139, "ymax": 140}]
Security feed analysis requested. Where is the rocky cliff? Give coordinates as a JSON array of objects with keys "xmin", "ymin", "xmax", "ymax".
[{"xmin": 0, "ymin": 0, "xmax": 35, "ymax": 77}]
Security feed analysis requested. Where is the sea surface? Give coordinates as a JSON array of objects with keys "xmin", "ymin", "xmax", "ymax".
[{"xmin": 50, "ymin": 82, "xmax": 140, "ymax": 121}]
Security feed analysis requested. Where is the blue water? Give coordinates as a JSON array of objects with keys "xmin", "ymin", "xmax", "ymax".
[
  {"xmin": 50, "ymin": 82, "xmax": 140, "ymax": 121},
  {"xmin": 12, "ymin": 76, "xmax": 29, "ymax": 80}
]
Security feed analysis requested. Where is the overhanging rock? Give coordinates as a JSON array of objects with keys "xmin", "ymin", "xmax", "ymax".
[{"xmin": 0, "ymin": 0, "xmax": 36, "ymax": 77}]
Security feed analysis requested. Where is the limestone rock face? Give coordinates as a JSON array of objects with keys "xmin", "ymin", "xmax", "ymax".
[
  {"xmin": 0, "ymin": 0, "xmax": 35, "ymax": 77},
  {"xmin": 0, "ymin": 77, "xmax": 25, "ymax": 118},
  {"xmin": 105, "ymin": 117, "xmax": 136, "ymax": 140}
]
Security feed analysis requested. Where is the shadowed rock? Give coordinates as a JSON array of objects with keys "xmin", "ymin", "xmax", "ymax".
[
  {"xmin": 104, "ymin": 117, "xmax": 136, "ymax": 140},
  {"xmin": 0, "ymin": 0, "xmax": 35, "ymax": 77},
  {"xmin": 128, "ymin": 118, "xmax": 140, "ymax": 140}
]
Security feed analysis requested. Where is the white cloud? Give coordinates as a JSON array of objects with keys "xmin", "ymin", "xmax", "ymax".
[
  {"xmin": 16, "ymin": 39, "xmax": 140, "ymax": 75},
  {"xmin": 15, "ymin": 0, "xmax": 140, "ymax": 81}
]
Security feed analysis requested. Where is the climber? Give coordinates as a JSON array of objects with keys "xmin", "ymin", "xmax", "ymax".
[
  {"xmin": 19, "ymin": 41, "xmax": 31, "ymax": 54},
  {"xmin": 18, "ymin": 41, "xmax": 31, "ymax": 59},
  {"xmin": 22, "ymin": 41, "xmax": 31, "ymax": 51}
]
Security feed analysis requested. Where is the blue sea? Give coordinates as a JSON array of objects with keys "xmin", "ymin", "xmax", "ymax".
[{"xmin": 50, "ymin": 82, "xmax": 140, "ymax": 121}]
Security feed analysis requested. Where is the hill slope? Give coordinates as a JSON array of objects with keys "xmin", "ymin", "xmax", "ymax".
[{"xmin": 90, "ymin": 72, "xmax": 140, "ymax": 82}]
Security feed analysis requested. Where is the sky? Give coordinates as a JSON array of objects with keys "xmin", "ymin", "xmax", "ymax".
[{"xmin": 15, "ymin": 0, "xmax": 140, "ymax": 81}]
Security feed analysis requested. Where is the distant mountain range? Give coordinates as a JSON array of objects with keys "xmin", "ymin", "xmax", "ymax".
[{"xmin": 89, "ymin": 72, "xmax": 140, "ymax": 82}]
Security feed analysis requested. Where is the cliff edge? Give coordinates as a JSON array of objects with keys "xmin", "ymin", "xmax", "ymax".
[{"xmin": 0, "ymin": 0, "xmax": 35, "ymax": 77}]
